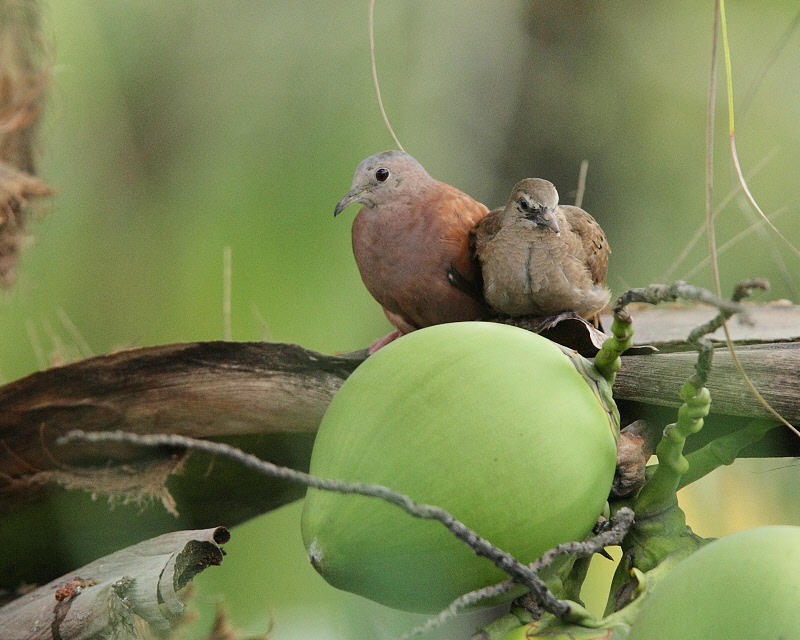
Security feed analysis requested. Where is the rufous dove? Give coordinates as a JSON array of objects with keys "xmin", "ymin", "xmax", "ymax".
[{"xmin": 334, "ymin": 150, "xmax": 491, "ymax": 352}]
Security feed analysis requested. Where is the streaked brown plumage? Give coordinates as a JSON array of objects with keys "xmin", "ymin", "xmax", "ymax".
[
  {"xmin": 334, "ymin": 151, "xmax": 490, "ymax": 350},
  {"xmin": 472, "ymin": 178, "xmax": 610, "ymax": 320}
]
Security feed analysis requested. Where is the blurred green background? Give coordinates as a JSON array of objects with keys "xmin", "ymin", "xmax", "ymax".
[{"xmin": 2, "ymin": 0, "xmax": 800, "ymax": 637}]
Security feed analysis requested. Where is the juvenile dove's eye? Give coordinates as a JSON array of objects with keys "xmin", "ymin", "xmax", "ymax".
[
  {"xmin": 375, "ymin": 168, "xmax": 390, "ymax": 182},
  {"xmin": 518, "ymin": 198, "xmax": 530, "ymax": 211}
]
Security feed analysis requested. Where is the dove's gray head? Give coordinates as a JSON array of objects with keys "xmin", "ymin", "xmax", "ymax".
[
  {"xmin": 506, "ymin": 178, "xmax": 561, "ymax": 235},
  {"xmin": 333, "ymin": 150, "xmax": 434, "ymax": 217}
]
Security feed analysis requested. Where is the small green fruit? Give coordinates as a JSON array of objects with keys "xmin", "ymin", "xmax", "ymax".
[
  {"xmin": 301, "ymin": 322, "xmax": 618, "ymax": 613},
  {"xmin": 629, "ymin": 526, "xmax": 800, "ymax": 639}
]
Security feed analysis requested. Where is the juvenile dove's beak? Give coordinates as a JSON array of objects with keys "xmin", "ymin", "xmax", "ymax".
[
  {"xmin": 334, "ymin": 187, "xmax": 364, "ymax": 217},
  {"xmin": 540, "ymin": 207, "xmax": 561, "ymax": 236}
]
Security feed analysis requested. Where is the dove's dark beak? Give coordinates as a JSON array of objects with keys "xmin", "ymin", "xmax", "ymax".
[{"xmin": 334, "ymin": 187, "xmax": 365, "ymax": 217}]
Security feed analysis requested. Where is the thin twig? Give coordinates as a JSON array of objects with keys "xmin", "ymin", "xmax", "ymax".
[
  {"xmin": 735, "ymin": 201, "xmax": 800, "ymax": 300},
  {"xmin": 707, "ymin": 2, "xmax": 720, "ymax": 302},
  {"xmin": 222, "ymin": 246, "xmax": 232, "ymax": 341},
  {"xmin": 41, "ymin": 318, "xmax": 69, "ymax": 364},
  {"xmin": 661, "ymin": 147, "xmax": 778, "ymax": 282},
  {"xmin": 401, "ymin": 583, "xmax": 515, "ymax": 639},
  {"xmin": 739, "ymin": 7, "xmax": 800, "ymax": 120},
  {"xmin": 681, "ymin": 204, "xmax": 790, "ymax": 281},
  {"xmin": 369, "ymin": 0, "xmax": 404, "ymax": 151},
  {"xmin": 715, "ymin": 0, "xmax": 800, "ymax": 438},
  {"xmin": 574, "ymin": 159, "xmax": 589, "ymax": 208},
  {"xmin": 611, "ymin": 281, "xmax": 744, "ymax": 324},
  {"xmin": 25, "ymin": 320, "xmax": 47, "ymax": 370},
  {"xmin": 727, "ymin": 140, "xmax": 800, "ymax": 260},
  {"xmin": 57, "ymin": 430, "xmax": 576, "ymax": 619},
  {"xmin": 402, "ymin": 509, "xmax": 635, "ymax": 639},
  {"xmin": 718, "ymin": 319, "xmax": 800, "ymax": 437},
  {"xmin": 608, "ymin": 279, "xmax": 765, "ymax": 390},
  {"xmin": 251, "ymin": 303, "xmax": 271, "ymax": 341},
  {"xmin": 57, "ymin": 309, "xmax": 94, "ymax": 358},
  {"xmin": 718, "ymin": 1, "xmax": 800, "ymax": 260},
  {"xmin": 685, "ymin": 279, "xmax": 768, "ymax": 388}
]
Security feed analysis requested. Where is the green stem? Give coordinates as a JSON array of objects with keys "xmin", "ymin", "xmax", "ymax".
[
  {"xmin": 605, "ymin": 381, "xmax": 712, "ymax": 613},
  {"xmin": 635, "ymin": 382, "xmax": 711, "ymax": 514},
  {"xmin": 474, "ymin": 612, "xmax": 527, "ymax": 639},
  {"xmin": 594, "ymin": 315, "xmax": 634, "ymax": 385},
  {"xmin": 678, "ymin": 419, "xmax": 779, "ymax": 489}
]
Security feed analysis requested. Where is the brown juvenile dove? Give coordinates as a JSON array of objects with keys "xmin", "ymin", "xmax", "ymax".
[
  {"xmin": 334, "ymin": 150, "xmax": 491, "ymax": 352},
  {"xmin": 472, "ymin": 177, "xmax": 611, "ymax": 322}
]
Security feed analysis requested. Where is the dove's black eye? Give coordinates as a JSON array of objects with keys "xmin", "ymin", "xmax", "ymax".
[
  {"xmin": 518, "ymin": 198, "xmax": 530, "ymax": 212},
  {"xmin": 375, "ymin": 167, "xmax": 390, "ymax": 182}
]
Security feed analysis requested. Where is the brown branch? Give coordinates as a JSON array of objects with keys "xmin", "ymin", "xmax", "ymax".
[
  {"xmin": 1, "ymin": 305, "xmax": 798, "ymax": 520},
  {"xmin": 613, "ymin": 342, "xmax": 799, "ymax": 423},
  {"xmin": 0, "ymin": 341, "xmax": 363, "ymax": 478}
]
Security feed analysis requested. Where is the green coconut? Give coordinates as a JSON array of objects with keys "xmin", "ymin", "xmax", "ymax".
[
  {"xmin": 628, "ymin": 526, "xmax": 800, "ymax": 640},
  {"xmin": 301, "ymin": 321, "xmax": 619, "ymax": 613}
]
